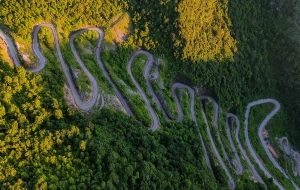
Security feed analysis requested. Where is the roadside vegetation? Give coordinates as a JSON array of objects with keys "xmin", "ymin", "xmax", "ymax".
[
  {"xmin": 248, "ymin": 104, "xmax": 294, "ymax": 189},
  {"xmin": 0, "ymin": 0, "xmax": 299, "ymax": 189},
  {"xmin": 0, "ymin": 59, "xmax": 221, "ymax": 189}
]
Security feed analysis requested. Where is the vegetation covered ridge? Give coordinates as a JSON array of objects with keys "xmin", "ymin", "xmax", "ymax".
[
  {"xmin": 0, "ymin": 24, "xmax": 298, "ymax": 189},
  {"xmin": 0, "ymin": 0, "xmax": 299, "ymax": 189}
]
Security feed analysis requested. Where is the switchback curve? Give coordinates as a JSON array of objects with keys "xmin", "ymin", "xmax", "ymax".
[
  {"xmin": 226, "ymin": 114, "xmax": 243, "ymax": 175},
  {"xmin": 70, "ymin": 27, "xmax": 133, "ymax": 115},
  {"xmin": 228, "ymin": 113, "xmax": 265, "ymax": 184},
  {"xmin": 0, "ymin": 23, "xmax": 299, "ymax": 189},
  {"xmin": 127, "ymin": 50, "xmax": 159, "ymax": 130},
  {"xmin": 245, "ymin": 99, "xmax": 299, "ymax": 189}
]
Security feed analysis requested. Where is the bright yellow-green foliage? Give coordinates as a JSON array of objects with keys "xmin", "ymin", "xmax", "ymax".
[
  {"xmin": 0, "ymin": 67, "xmax": 48, "ymax": 128},
  {"xmin": 0, "ymin": 38, "xmax": 13, "ymax": 66},
  {"xmin": 105, "ymin": 12, "xmax": 132, "ymax": 44},
  {"xmin": 0, "ymin": 63, "xmax": 90, "ymax": 189},
  {"xmin": 0, "ymin": 0, "xmax": 125, "ymax": 42},
  {"xmin": 176, "ymin": 0, "xmax": 237, "ymax": 62},
  {"xmin": 0, "ymin": 61, "xmax": 221, "ymax": 189}
]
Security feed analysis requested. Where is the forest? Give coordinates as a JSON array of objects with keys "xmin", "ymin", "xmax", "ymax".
[{"xmin": 0, "ymin": 0, "xmax": 300, "ymax": 189}]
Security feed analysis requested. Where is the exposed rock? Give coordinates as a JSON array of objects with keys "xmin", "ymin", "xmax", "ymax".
[
  {"xmin": 262, "ymin": 129, "xmax": 269, "ymax": 138},
  {"xmin": 21, "ymin": 53, "xmax": 31, "ymax": 62},
  {"xmin": 64, "ymin": 83, "xmax": 76, "ymax": 107},
  {"xmin": 103, "ymin": 94, "xmax": 126, "ymax": 114}
]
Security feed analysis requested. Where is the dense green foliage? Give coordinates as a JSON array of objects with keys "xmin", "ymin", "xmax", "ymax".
[
  {"xmin": 0, "ymin": 61, "xmax": 222, "ymax": 189},
  {"xmin": 0, "ymin": 0, "xmax": 299, "ymax": 189},
  {"xmin": 266, "ymin": 0, "xmax": 300, "ymax": 147},
  {"xmin": 248, "ymin": 104, "xmax": 294, "ymax": 189}
]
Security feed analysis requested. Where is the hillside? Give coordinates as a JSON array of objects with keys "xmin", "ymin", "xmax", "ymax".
[{"xmin": 0, "ymin": 0, "xmax": 299, "ymax": 189}]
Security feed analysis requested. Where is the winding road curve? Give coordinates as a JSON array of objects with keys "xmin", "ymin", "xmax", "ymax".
[
  {"xmin": 36, "ymin": 24, "xmax": 98, "ymax": 110},
  {"xmin": 70, "ymin": 27, "xmax": 133, "ymax": 115},
  {"xmin": 245, "ymin": 99, "xmax": 299, "ymax": 189},
  {"xmin": 228, "ymin": 114, "xmax": 265, "ymax": 185},
  {"xmin": 1, "ymin": 23, "xmax": 98, "ymax": 110},
  {"xmin": 0, "ymin": 23, "xmax": 299, "ymax": 189},
  {"xmin": 69, "ymin": 28, "xmax": 99, "ymax": 110},
  {"xmin": 134, "ymin": 50, "xmax": 298, "ymax": 189},
  {"xmin": 200, "ymin": 96, "xmax": 232, "ymax": 168},
  {"xmin": 1, "ymin": 24, "xmax": 133, "ymax": 113},
  {"xmin": 294, "ymin": 152, "xmax": 300, "ymax": 176},
  {"xmin": 281, "ymin": 137, "xmax": 291, "ymax": 155},
  {"xmin": 226, "ymin": 114, "xmax": 243, "ymax": 175},
  {"xmin": 0, "ymin": 29, "xmax": 21, "ymax": 67},
  {"xmin": 171, "ymin": 83, "xmax": 212, "ymax": 171},
  {"xmin": 127, "ymin": 50, "xmax": 159, "ymax": 130},
  {"xmin": 199, "ymin": 96, "xmax": 235, "ymax": 189}
]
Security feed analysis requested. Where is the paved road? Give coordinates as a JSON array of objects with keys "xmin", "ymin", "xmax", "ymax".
[
  {"xmin": 70, "ymin": 27, "xmax": 133, "ymax": 115},
  {"xmin": 226, "ymin": 114, "xmax": 243, "ymax": 175},
  {"xmin": 2, "ymin": 24, "xmax": 300, "ymax": 189},
  {"xmin": 245, "ymin": 99, "xmax": 299, "ymax": 189},
  {"xmin": 1, "ymin": 23, "xmax": 97, "ymax": 110},
  {"xmin": 127, "ymin": 50, "xmax": 159, "ymax": 130},
  {"xmin": 228, "ymin": 113, "xmax": 265, "ymax": 184},
  {"xmin": 281, "ymin": 137, "xmax": 291, "ymax": 155},
  {"xmin": 0, "ymin": 29, "xmax": 21, "ymax": 67},
  {"xmin": 171, "ymin": 83, "xmax": 212, "ymax": 171},
  {"xmin": 200, "ymin": 96, "xmax": 235, "ymax": 189},
  {"xmin": 1, "ymin": 24, "xmax": 133, "ymax": 114},
  {"xmin": 34, "ymin": 24, "xmax": 98, "ymax": 110},
  {"xmin": 140, "ymin": 50, "xmax": 170, "ymax": 121},
  {"xmin": 201, "ymin": 96, "xmax": 231, "ymax": 165},
  {"xmin": 31, "ymin": 24, "xmax": 49, "ymax": 72},
  {"xmin": 294, "ymin": 152, "xmax": 300, "ymax": 176},
  {"xmin": 172, "ymin": 83, "xmax": 196, "ymax": 122},
  {"xmin": 69, "ymin": 28, "xmax": 99, "ymax": 110}
]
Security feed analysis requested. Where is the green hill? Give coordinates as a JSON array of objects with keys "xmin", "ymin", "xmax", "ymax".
[{"xmin": 0, "ymin": 0, "xmax": 299, "ymax": 189}]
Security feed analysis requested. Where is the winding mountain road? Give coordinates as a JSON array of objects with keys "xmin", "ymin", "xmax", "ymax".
[
  {"xmin": 134, "ymin": 50, "xmax": 170, "ymax": 120},
  {"xmin": 1, "ymin": 24, "xmax": 133, "ymax": 114},
  {"xmin": 127, "ymin": 50, "xmax": 159, "ymax": 130},
  {"xmin": 245, "ymin": 99, "xmax": 299, "ymax": 189},
  {"xmin": 34, "ymin": 24, "xmax": 98, "ymax": 110},
  {"xmin": 31, "ymin": 24, "xmax": 49, "ymax": 72},
  {"xmin": 199, "ymin": 96, "xmax": 235, "ymax": 189},
  {"xmin": 0, "ymin": 29, "xmax": 21, "ymax": 67},
  {"xmin": 171, "ymin": 83, "xmax": 212, "ymax": 171},
  {"xmin": 70, "ymin": 27, "xmax": 133, "ymax": 115},
  {"xmin": 226, "ymin": 114, "xmax": 243, "ymax": 175},
  {"xmin": 1, "ymin": 23, "xmax": 299, "ymax": 189},
  {"xmin": 1, "ymin": 24, "xmax": 98, "ymax": 110},
  {"xmin": 69, "ymin": 28, "xmax": 99, "ymax": 110},
  {"xmin": 228, "ymin": 113, "xmax": 265, "ymax": 184}
]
